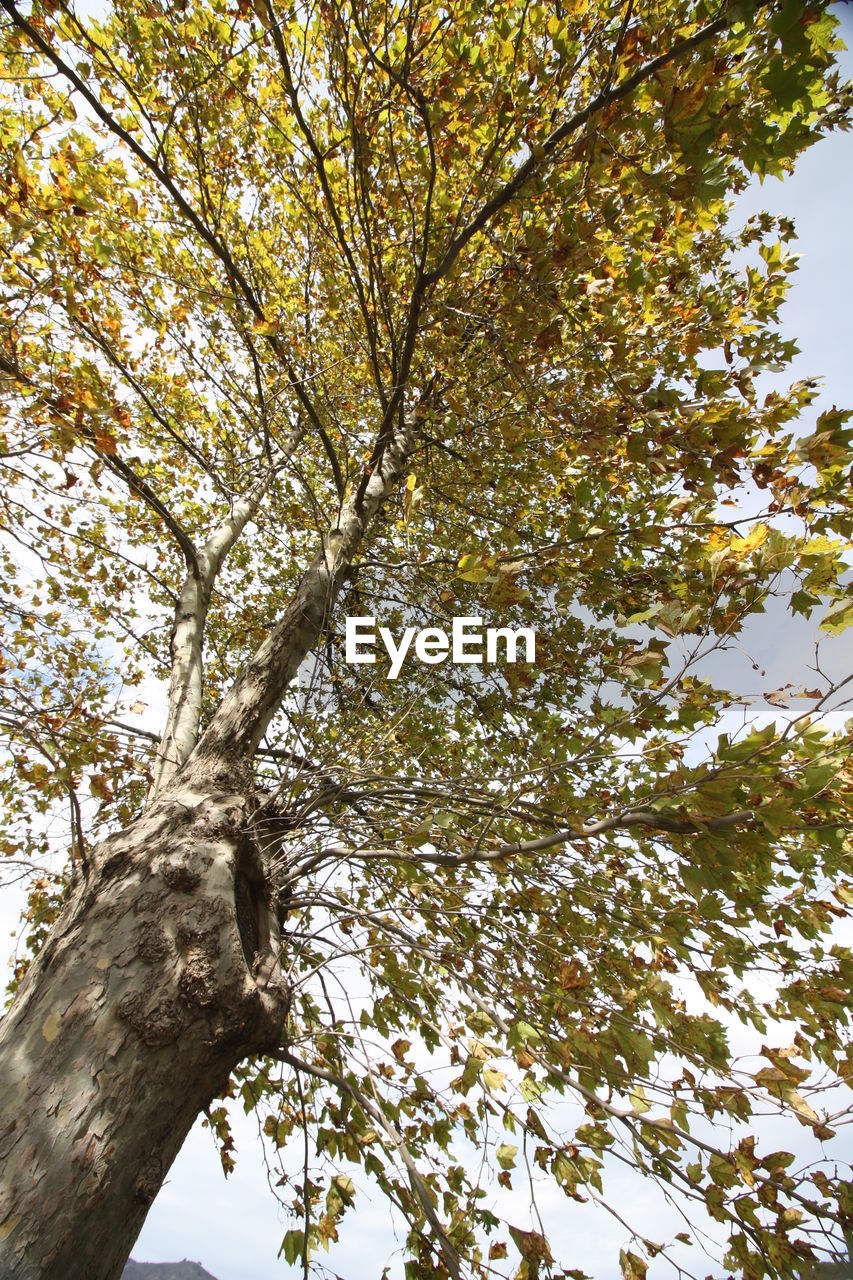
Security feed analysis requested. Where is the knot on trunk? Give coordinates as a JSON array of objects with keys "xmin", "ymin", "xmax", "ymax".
[
  {"xmin": 134, "ymin": 1154, "xmax": 163, "ymax": 1206},
  {"xmin": 136, "ymin": 922, "xmax": 171, "ymax": 964},
  {"xmin": 160, "ymin": 861, "xmax": 203, "ymax": 892},
  {"xmin": 116, "ymin": 989, "xmax": 184, "ymax": 1047}
]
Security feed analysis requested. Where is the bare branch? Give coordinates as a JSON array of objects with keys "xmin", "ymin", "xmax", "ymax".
[{"xmin": 320, "ymin": 807, "xmax": 758, "ymax": 867}]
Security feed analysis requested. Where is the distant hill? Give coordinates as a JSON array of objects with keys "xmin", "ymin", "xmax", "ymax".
[
  {"xmin": 122, "ymin": 1263, "xmax": 219, "ymax": 1280},
  {"xmin": 814, "ymin": 1265, "xmax": 853, "ymax": 1280},
  {"xmin": 119, "ymin": 1254, "xmax": 852, "ymax": 1280}
]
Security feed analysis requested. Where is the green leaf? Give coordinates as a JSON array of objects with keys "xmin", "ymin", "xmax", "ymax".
[
  {"xmin": 496, "ymin": 1142, "xmax": 518, "ymax": 1170},
  {"xmin": 819, "ymin": 599, "xmax": 853, "ymax": 634},
  {"xmin": 280, "ymin": 1230, "xmax": 305, "ymax": 1266}
]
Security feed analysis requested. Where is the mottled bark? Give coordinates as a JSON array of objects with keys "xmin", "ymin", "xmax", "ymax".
[
  {"xmin": 195, "ymin": 406, "xmax": 419, "ymax": 763},
  {"xmin": 0, "ymin": 410, "xmax": 419, "ymax": 1277},
  {"xmin": 0, "ymin": 779, "xmax": 288, "ymax": 1280}
]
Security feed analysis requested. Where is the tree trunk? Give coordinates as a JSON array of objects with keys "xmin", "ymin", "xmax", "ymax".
[
  {"xmin": 0, "ymin": 403, "xmax": 421, "ymax": 1278},
  {"xmin": 0, "ymin": 775, "xmax": 289, "ymax": 1280}
]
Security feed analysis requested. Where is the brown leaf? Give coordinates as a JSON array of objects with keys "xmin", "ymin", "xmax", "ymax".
[{"xmin": 534, "ymin": 321, "xmax": 562, "ymax": 351}]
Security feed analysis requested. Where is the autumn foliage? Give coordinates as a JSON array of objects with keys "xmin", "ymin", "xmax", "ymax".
[{"xmin": 1, "ymin": 0, "xmax": 852, "ymax": 1276}]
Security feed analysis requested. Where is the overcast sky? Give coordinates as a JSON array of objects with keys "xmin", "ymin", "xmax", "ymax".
[{"xmin": 1, "ymin": 9, "xmax": 852, "ymax": 1280}]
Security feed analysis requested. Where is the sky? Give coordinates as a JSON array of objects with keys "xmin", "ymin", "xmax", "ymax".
[{"xmin": 1, "ymin": 8, "xmax": 852, "ymax": 1280}]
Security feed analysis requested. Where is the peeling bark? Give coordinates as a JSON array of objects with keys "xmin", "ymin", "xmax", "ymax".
[
  {"xmin": 0, "ymin": 408, "xmax": 418, "ymax": 1276},
  {"xmin": 0, "ymin": 781, "xmax": 288, "ymax": 1280}
]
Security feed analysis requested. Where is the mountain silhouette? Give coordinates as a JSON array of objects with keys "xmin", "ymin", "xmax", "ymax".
[{"xmin": 122, "ymin": 1263, "xmax": 219, "ymax": 1280}]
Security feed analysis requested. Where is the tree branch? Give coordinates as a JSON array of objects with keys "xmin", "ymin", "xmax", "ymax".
[
  {"xmin": 149, "ymin": 422, "xmax": 305, "ymax": 796},
  {"xmin": 263, "ymin": 0, "xmax": 389, "ymax": 410},
  {"xmin": 423, "ymin": 9, "xmax": 730, "ymax": 285},
  {"xmin": 188, "ymin": 398, "xmax": 426, "ymax": 769},
  {"xmin": 320, "ymin": 807, "xmax": 757, "ymax": 867},
  {"xmin": 271, "ymin": 1047, "xmax": 462, "ymax": 1280},
  {"xmin": 0, "ymin": 0, "xmax": 263, "ymax": 317},
  {"xmin": 0, "ymin": 349, "xmax": 199, "ymax": 572},
  {"xmin": 0, "ymin": 0, "xmax": 344, "ymax": 500}
]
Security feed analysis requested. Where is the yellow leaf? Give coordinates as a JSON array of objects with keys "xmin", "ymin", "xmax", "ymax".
[
  {"xmin": 787, "ymin": 1090, "xmax": 820, "ymax": 1126},
  {"xmin": 482, "ymin": 1067, "xmax": 506, "ymax": 1094},
  {"xmin": 729, "ymin": 523, "xmax": 768, "ymax": 558},
  {"xmin": 630, "ymin": 1085, "xmax": 651, "ymax": 1114},
  {"xmin": 620, "ymin": 1249, "xmax": 648, "ymax": 1280},
  {"xmin": 801, "ymin": 535, "xmax": 845, "ymax": 557}
]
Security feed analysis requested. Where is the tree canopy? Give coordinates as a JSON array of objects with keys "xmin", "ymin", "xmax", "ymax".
[{"xmin": 1, "ymin": 0, "xmax": 852, "ymax": 1275}]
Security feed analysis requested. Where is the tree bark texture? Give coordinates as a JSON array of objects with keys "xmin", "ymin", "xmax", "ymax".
[
  {"xmin": 0, "ymin": 778, "xmax": 289, "ymax": 1280},
  {"xmin": 0, "ymin": 410, "xmax": 419, "ymax": 1278}
]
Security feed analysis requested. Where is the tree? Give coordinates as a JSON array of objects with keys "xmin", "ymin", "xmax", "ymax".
[{"xmin": 0, "ymin": 0, "xmax": 851, "ymax": 1275}]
